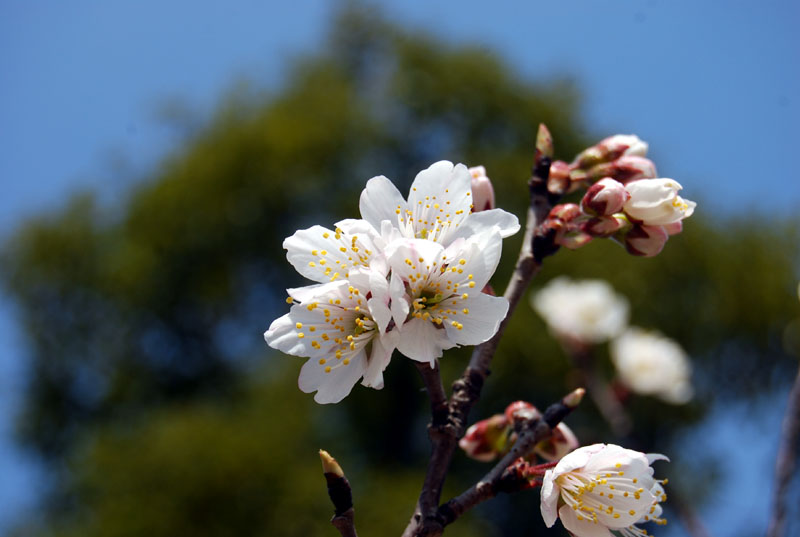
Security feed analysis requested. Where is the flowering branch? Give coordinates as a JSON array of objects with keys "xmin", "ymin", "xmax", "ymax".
[
  {"xmin": 320, "ymin": 450, "xmax": 358, "ymax": 537},
  {"xmin": 403, "ymin": 125, "xmax": 562, "ymax": 537},
  {"xmin": 437, "ymin": 388, "xmax": 585, "ymax": 528},
  {"xmin": 767, "ymin": 364, "xmax": 800, "ymax": 537}
]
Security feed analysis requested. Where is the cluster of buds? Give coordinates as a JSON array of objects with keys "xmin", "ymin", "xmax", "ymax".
[
  {"xmin": 459, "ymin": 401, "xmax": 579, "ymax": 463},
  {"xmin": 544, "ymin": 135, "xmax": 695, "ymax": 257}
]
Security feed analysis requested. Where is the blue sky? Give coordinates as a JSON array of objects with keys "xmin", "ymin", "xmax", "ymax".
[{"xmin": 1, "ymin": 0, "xmax": 798, "ymax": 533}]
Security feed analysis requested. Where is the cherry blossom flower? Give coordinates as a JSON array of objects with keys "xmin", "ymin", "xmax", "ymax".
[
  {"xmin": 611, "ymin": 327, "xmax": 693, "ymax": 404},
  {"xmin": 468, "ymin": 165, "xmax": 495, "ymax": 212},
  {"xmin": 384, "ymin": 230, "xmax": 509, "ymax": 364},
  {"xmin": 358, "ymin": 160, "xmax": 519, "ymax": 247},
  {"xmin": 623, "ymin": 179, "xmax": 696, "ymax": 226},
  {"xmin": 541, "ymin": 443, "xmax": 669, "ymax": 537},
  {"xmin": 532, "ymin": 277, "xmax": 629, "ymax": 345},
  {"xmin": 264, "ymin": 268, "xmax": 397, "ymax": 404}
]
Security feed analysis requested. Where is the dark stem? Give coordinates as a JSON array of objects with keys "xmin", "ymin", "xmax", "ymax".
[
  {"xmin": 401, "ymin": 127, "xmax": 560, "ymax": 537},
  {"xmin": 437, "ymin": 391, "xmax": 582, "ymax": 527},
  {"xmin": 766, "ymin": 364, "xmax": 800, "ymax": 537}
]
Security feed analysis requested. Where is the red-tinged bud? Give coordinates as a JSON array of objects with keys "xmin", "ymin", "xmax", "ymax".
[
  {"xmin": 586, "ymin": 156, "xmax": 658, "ymax": 183},
  {"xmin": 505, "ymin": 401, "xmax": 541, "ymax": 423},
  {"xmin": 547, "ymin": 160, "xmax": 571, "ymax": 195},
  {"xmin": 459, "ymin": 414, "xmax": 509, "ymax": 462},
  {"xmin": 573, "ymin": 134, "xmax": 648, "ymax": 169},
  {"xmin": 581, "ymin": 178, "xmax": 630, "ymax": 216},
  {"xmin": 557, "ymin": 229, "xmax": 593, "ymax": 250},
  {"xmin": 536, "ymin": 123, "xmax": 554, "ymax": 161},
  {"xmin": 582, "ymin": 214, "xmax": 631, "ymax": 237},
  {"xmin": 469, "ymin": 166, "xmax": 495, "ymax": 212},
  {"xmin": 548, "ymin": 203, "xmax": 582, "ymax": 223},
  {"xmin": 663, "ymin": 221, "xmax": 683, "ymax": 235},
  {"xmin": 533, "ymin": 422, "xmax": 580, "ymax": 462},
  {"xmin": 622, "ymin": 224, "xmax": 669, "ymax": 257}
]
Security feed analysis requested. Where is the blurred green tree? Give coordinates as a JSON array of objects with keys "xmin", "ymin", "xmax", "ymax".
[{"xmin": 2, "ymin": 4, "xmax": 798, "ymax": 537}]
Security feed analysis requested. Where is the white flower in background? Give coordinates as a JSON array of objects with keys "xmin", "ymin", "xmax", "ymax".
[
  {"xmin": 384, "ymin": 230, "xmax": 509, "ymax": 364},
  {"xmin": 264, "ymin": 268, "xmax": 396, "ymax": 404},
  {"xmin": 611, "ymin": 327, "xmax": 693, "ymax": 404},
  {"xmin": 358, "ymin": 160, "xmax": 519, "ymax": 246},
  {"xmin": 532, "ymin": 277, "xmax": 629, "ymax": 344},
  {"xmin": 540, "ymin": 443, "xmax": 669, "ymax": 537},
  {"xmin": 623, "ymin": 179, "xmax": 696, "ymax": 226}
]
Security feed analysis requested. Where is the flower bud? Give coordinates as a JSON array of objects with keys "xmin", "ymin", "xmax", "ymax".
[
  {"xmin": 505, "ymin": 400, "xmax": 541, "ymax": 423},
  {"xmin": 623, "ymin": 178, "xmax": 696, "ymax": 226},
  {"xmin": 581, "ymin": 178, "xmax": 630, "ymax": 216},
  {"xmin": 585, "ymin": 155, "xmax": 658, "ymax": 183},
  {"xmin": 547, "ymin": 160, "xmax": 571, "ymax": 195},
  {"xmin": 622, "ymin": 224, "xmax": 669, "ymax": 257},
  {"xmin": 459, "ymin": 414, "xmax": 509, "ymax": 462},
  {"xmin": 533, "ymin": 422, "xmax": 580, "ymax": 462},
  {"xmin": 573, "ymin": 134, "xmax": 648, "ymax": 168},
  {"xmin": 583, "ymin": 214, "xmax": 631, "ymax": 237},
  {"xmin": 548, "ymin": 203, "xmax": 582, "ymax": 223},
  {"xmin": 469, "ymin": 166, "xmax": 495, "ymax": 212},
  {"xmin": 557, "ymin": 229, "xmax": 593, "ymax": 250}
]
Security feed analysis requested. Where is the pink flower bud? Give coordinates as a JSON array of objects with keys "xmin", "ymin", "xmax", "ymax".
[
  {"xmin": 623, "ymin": 224, "xmax": 669, "ymax": 257},
  {"xmin": 581, "ymin": 178, "xmax": 630, "ymax": 216},
  {"xmin": 505, "ymin": 401, "xmax": 541, "ymax": 423},
  {"xmin": 586, "ymin": 156, "xmax": 658, "ymax": 183},
  {"xmin": 663, "ymin": 221, "xmax": 683, "ymax": 235},
  {"xmin": 547, "ymin": 160, "xmax": 571, "ymax": 195},
  {"xmin": 557, "ymin": 230, "xmax": 593, "ymax": 250},
  {"xmin": 573, "ymin": 134, "xmax": 648, "ymax": 168},
  {"xmin": 533, "ymin": 422, "xmax": 580, "ymax": 462},
  {"xmin": 548, "ymin": 203, "xmax": 582, "ymax": 223},
  {"xmin": 469, "ymin": 166, "xmax": 495, "ymax": 212},
  {"xmin": 459, "ymin": 414, "xmax": 509, "ymax": 462},
  {"xmin": 582, "ymin": 214, "xmax": 631, "ymax": 237}
]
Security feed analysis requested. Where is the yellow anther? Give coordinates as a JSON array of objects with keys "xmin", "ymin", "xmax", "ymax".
[
  {"xmin": 311, "ymin": 250, "xmax": 318, "ymax": 256},
  {"xmin": 343, "ymin": 358, "xmax": 350, "ymax": 365},
  {"xmin": 286, "ymin": 297, "xmax": 293, "ymax": 304},
  {"xmin": 319, "ymin": 259, "xmax": 327, "ymax": 265},
  {"xmin": 468, "ymin": 281, "xmax": 475, "ymax": 288},
  {"xmin": 613, "ymin": 514, "xmax": 620, "ymax": 519},
  {"xmin": 311, "ymin": 341, "xmax": 320, "ymax": 349},
  {"xmin": 608, "ymin": 494, "xmax": 614, "ymax": 499},
  {"xmin": 462, "ymin": 293, "xmax": 469, "ymax": 299},
  {"xmin": 319, "ymin": 358, "xmax": 326, "ymax": 365},
  {"xmin": 325, "ymin": 366, "xmax": 332, "ymax": 373},
  {"xmin": 462, "ymin": 308, "xmax": 469, "ymax": 314},
  {"xmin": 459, "ymin": 259, "xmax": 466, "ymax": 265},
  {"xmin": 296, "ymin": 322, "xmax": 303, "ymax": 329},
  {"xmin": 615, "ymin": 463, "xmax": 622, "ymax": 468},
  {"xmin": 322, "ymin": 334, "xmax": 329, "ymax": 341},
  {"xmin": 297, "ymin": 333, "xmax": 305, "ymax": 338},
  {"xmin": 308, "ymin": 261, "xmax": 316, "ymax": 267},
  {"xmin": 323, "ymin": 232, "xmax": 329, "ymax": 238},
  {"xmin": 629, "ymin": 510, "xmax": 636, "ymax": 516}
]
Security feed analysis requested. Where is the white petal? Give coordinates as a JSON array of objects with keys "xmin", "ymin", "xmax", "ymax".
[
  {"xmin": 540, "ymin": 470, "xmax": 560, "ymax": 527},
  {"xmin": 298, "ymin": 351, "xmax": 367, "ymax": 404},
  {"xmin": 407, "ymin": 161, "xmax": 473, "ymax": 242},
  {"xmin": 395, "ymin": 317, "xmax": 455, "ymax": 364},
  {"xmin": 389, "ymin": 272, "xmax": 410, "ymax": 330},
  {"xmin": 461, "ymin": 208, "xmax": 520, "ymax": 238},
  {"xmin": 284, "ymin": 225, "xmax": 376, "ymax": 283},
  {"xmin": 361, "ymin": 336, "xmax": 395, "ymax": 389},
  {"xmin": 558, "ymin": 505, "xmax": 614, "ymax": 537},
  {"xmin": 646, "ymin": 453, "xmax": 670, "ymax": 464},
  {"xmin": 359, "ymin": 175, "xmax": 407, "ymax": 232},
  {"xmin": 444, "ymin": 293, "xmax": 508, "ymax": 346},
  {"xmin": 553, "ymin": 443, "xmax": 603, "ymax": 474}
]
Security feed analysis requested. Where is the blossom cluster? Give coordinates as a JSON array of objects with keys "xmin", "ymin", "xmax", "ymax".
[
  {"xmin": 532, "ymin": 277, "xmax": 693, "ymax": 404},
  {"xmin": 544, "ymin": 135, "xmax": 696, "ymax": 257},
  {"xmin": 265, "ymin": 162, "xmax": 519, "ymax": 403}
]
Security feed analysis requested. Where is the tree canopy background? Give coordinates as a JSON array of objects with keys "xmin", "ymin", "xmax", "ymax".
[{"xmin": 2, "ymin": 5, "xmax": 799, "ymax": 537}]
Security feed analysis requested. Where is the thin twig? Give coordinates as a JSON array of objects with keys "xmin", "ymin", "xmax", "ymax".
[
  {"xmin": 437, "ymin": 389, "xmax": 584, "ymax": 527},
  {"xmin": 570, "ymin": 346, "xmax": 632, "ymax": 437},
  {"xmin": 767, "ymin": 364, "xmax": 800, "ymax": 537}
]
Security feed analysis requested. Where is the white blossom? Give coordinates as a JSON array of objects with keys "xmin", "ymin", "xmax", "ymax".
[
  {"xmin": 611, "ymin": 327, "xmax": 693, "ymax": 404},
  {"xmin": 264, "ymin": 268, "xmax": 397, "ymax": 404},
  {"xmin": 384, "ymin": 229, "xmax": 509, "ymax": 364},
  {"xmin": 532, "ymin": 277, "xmax": 629, "ymax": 344},
  {"xmin": 358, "ymin": 160, "xmax": 519, "ymax": 247},
  {"xmin": 540, "ymin": 443, "xmax": 669, "ymax": 537},
  {"xmin": 623, "ymin": 179, "xmax": 696, "ymax": 226}
]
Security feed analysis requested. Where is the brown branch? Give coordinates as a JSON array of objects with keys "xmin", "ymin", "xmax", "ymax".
[
  {"xmin": 437, "ymin": 388, "xmax": 585, "ymax": 528},
  {"xmin": 320, "ymin": 450, "xmax": 359, "ymax": 537},
  {"xmin": 401, "ymin": 125, "xmax": 561, "ymax": 537},
  {"xmin": 767, "ymin": 364, "xmax": 800, "ymax": 537}
]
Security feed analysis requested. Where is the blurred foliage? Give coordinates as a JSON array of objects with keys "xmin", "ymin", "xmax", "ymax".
[{"xmin": 1, "ymin": 4, "xmax": 798, "ymax": 537}]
